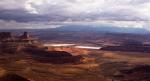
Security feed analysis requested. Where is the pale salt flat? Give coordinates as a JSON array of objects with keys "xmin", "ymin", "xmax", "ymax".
[
  {"xmin": 43, "ymin": 43, "xmax": 101, "ymax": 50},
  {"xmin": 75, "ymin": 46, "xmax": 101, "ymax": 50},
  {"xmin": 43, "ymin": 44, "xmax": 75, "ymax": 47}
]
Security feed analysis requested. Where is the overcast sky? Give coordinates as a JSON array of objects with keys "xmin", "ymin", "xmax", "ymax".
[{"xmin": 0, "ymin": 0, "xmax": 150, "ymax": 29}]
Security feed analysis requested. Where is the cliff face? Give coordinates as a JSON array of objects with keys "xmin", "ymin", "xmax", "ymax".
[
  {"xmin": 24, "ymin": 48, "xmax": 84, "ymax": 64},
  {"xmin": 46, "ymin": 47, "xmax": 91, "ymax": 55}
]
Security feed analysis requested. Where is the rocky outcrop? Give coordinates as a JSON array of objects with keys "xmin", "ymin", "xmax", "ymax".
[
  {"xmin": 46, "ymin": 46, "xmax": 91, "ymax": 55},
  {"xmin": 0, "ymin": 32, "xmax": 40, "ymax": 53},
  {"xmin": 25, "ymin": 48, "xmax": 84, "ymax": 64}
]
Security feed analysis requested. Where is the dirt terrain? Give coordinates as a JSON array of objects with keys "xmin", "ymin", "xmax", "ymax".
[
  {"xmin": 0, "ymin": 47, "xmax": 150, "ymax": 81},
  {"xmin": 0, "ymin": 31, "xmax": 149, "ymax": 81}
]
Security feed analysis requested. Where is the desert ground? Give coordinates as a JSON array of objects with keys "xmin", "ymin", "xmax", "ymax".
[
  {"xmin": 0, "ymin": 31, "xmax": 149, "ymax": 81},
  {"xmin": 0, "ymin": 46, "xmax": 150, "ymax": 81}
]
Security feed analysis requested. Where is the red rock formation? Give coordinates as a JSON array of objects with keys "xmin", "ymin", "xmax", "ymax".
[
  {"xmin": 46, "ymin": 46, "xmax": 91, "ymax": 55},
  {"xmin": 19, "ymin": 32, "xmax": 30, "ymax": 39},
  {"xmin": 24, "ymin": 48, "xmax": 84, "ymax": 64}
]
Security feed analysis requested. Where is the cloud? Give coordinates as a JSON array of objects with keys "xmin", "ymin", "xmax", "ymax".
[
  {"xmin": 23, "ymin": 0, "xmax": 150, "ymax": 21},
  {"xmin": 0, "ymin": 0, "xmax": 26, "ymax": 10},
  {"xmin": 0, "ymin": 0, "xmax": 150, "ymax": 29},
  {"xmin": 0, "ymin": 19, "xmax": 62, "ymax": 29}
]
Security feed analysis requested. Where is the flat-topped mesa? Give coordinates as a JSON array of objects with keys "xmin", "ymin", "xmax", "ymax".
[{"xmin": 25, "ymin": 47, "xmax": 84, "ymax": 64}]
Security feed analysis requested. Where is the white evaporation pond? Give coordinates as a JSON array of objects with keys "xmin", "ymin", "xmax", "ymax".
[
  {"xmin": 75, "ymin": 46, "xmax": 101, "ymax": 50},
  {"xmin": 43, "ymin": 44, "xmax": 76, "ymax": 47}
]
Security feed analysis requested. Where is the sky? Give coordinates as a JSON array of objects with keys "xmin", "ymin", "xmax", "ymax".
[{"xmin": 0, "ymin": 0, "xmax": 150, "ymax": 29}]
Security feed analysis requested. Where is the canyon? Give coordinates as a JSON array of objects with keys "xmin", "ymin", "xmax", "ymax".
[{"xmin": 0, "ymin": 31, "xmax": 149, "ymax": 81}]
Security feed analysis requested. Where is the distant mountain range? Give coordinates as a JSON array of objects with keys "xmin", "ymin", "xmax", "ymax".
[
  {"xmin": 0, "ymin": 24, "xmax": 149, "ymax": 34},
  {"xmin": 52, "ymin": 25, "xmax": 149, "ymax": 34},
  {"xmin": 0, "ymin": 25, "xmax": 150, "ymax": 44}
]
